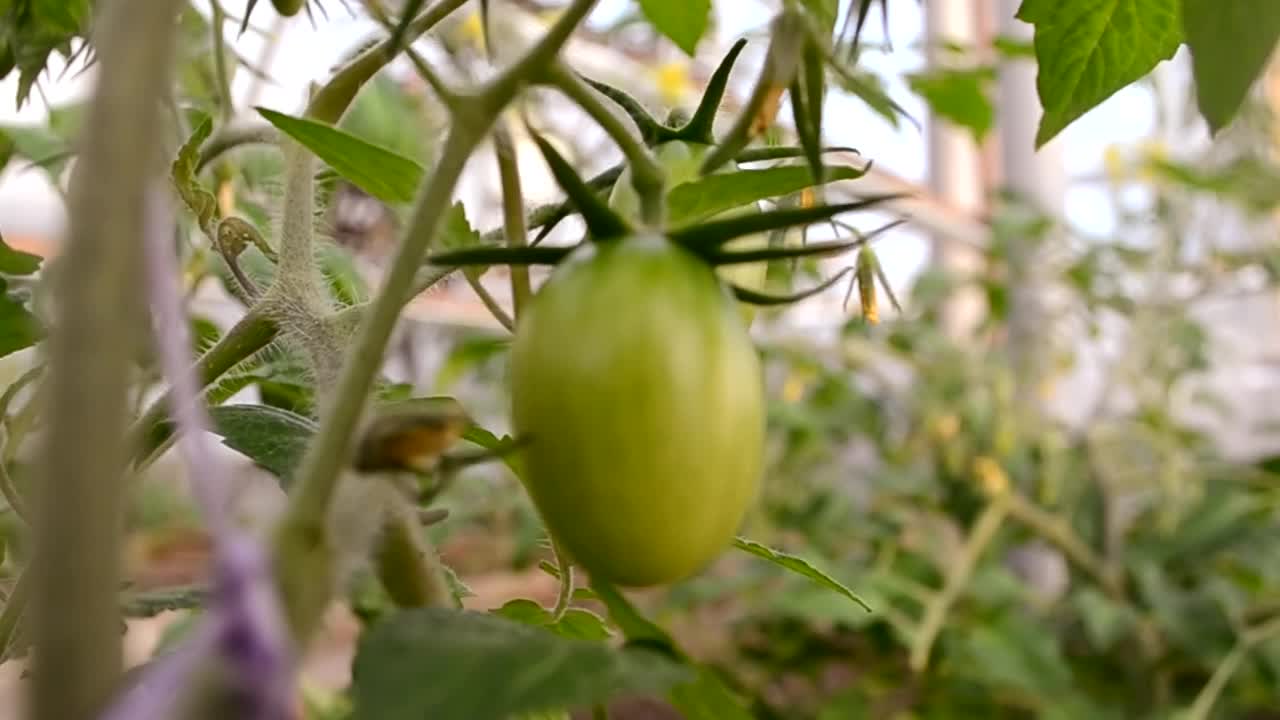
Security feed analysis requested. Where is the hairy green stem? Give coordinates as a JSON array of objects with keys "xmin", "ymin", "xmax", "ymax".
[
  {"xmin": 196, "ymin": 122, "xmax": 278, "ymax": 172},
  {"xmin": 549, "ymin": 539, "xmax": 574, "ymax": 623},
  {"xmin": 493, "ymin": 124, "xmax": 532, "ymax": 316},
  {"xmin": 31, "ymin": 0, "xmax": 183, "ymax": 717},
  {"xmin": 128, "ymin": 305, "xmax": 280, "ymax": 464},
  {"xmin": 908, "ymin": 498, "xmax": 1008, "ymax": 673},
  {"xmin": 273, "ymin": 125, "xmax": 482, "ymax": 643},
  {"xmin": 546, "ymin": 64, "xmax": 665, "ymax": 227}
]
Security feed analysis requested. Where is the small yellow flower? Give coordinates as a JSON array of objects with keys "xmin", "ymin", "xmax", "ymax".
[
  {"xmin": 652, "ymin": 61, "xmax": 693, "ymax": 107},
  {"xmin": 459, "ymin": 11, "xmax": 486, "ymax": 51},
  {"xmin": 973, "ymin": 456, "xmax": 1010, "ymax": 497},
  {"xmin": 781, "ymin": 369, "xmax": 810, "ymax": 403}
]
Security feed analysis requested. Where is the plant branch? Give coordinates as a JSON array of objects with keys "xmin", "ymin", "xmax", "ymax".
[
  {"xmin": 493, "ymin": 124, "xmax": 532, "ymax": 316},
  {"xmin": 549, "ymin": 539, "xmax": 574, "ymax": 622},
  {"xmin": 1187, "ymin": 614, "xmax": 1280, "ymax": 720},
  {"xmin": 31, "ymin": 0, "xmax": 184, "ymax": 717},
  {"xmin": 196, "ymin": 122, "xmax": 278, "ymax": 172},
  {"xmin": 545, "ymin": 64, "xmax": 665, "ymax": 227},
  {"xmin": 373, "ymin": 503, "xmax": 454, "ymax": 609},
  {"xmin": 464, "ymin": 272, "xmax": 515, "ymax": 331},
  {"xmin": 908, "ymin": 498, "xmax": 1008, "ymax": 673},
  {"xmin": 306, "ymin": 0, "xmax": 470, "ymax": 123},
  {"xmin": 1003, "ymin": 490, "xmax": 1124, "ymax": 599},
  {"xmin": 209, "ymin": 0, "xmax": 234, "ymax": 122},
  {"xmin": 128, "ymin": 305, "xmax": 279, "ymax": 464}
]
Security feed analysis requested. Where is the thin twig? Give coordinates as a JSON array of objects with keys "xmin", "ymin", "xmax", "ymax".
[
  {"xmin": 1187, "ymin": 614, "xmax": 1280, "ymax": 720},
  {"xmin": 493, "ymin": 123, "xmax": 532, "ymax": 316},
  {"xmin": 463, "ymin": 272, "xmax": 514, "ymax": 331},
  {"xmin": 908, "ymin": 498, "xmax": 1008, "ymax": 673},
  {"xmin": 549, "ymin": 539, "xmax": 575, "ymax": 623}
]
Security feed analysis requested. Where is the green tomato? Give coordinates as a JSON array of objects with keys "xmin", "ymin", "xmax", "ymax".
[
  {"xmin": 608, "ymin": 140, "xmax": 769, "ymax": 324},
  {"xmin": 510, "ymin": 235, "xmax": 764, "ymax": 587}
]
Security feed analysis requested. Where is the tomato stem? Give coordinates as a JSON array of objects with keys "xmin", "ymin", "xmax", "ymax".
[{"xmin": 547, "ymin": 64, "xmax": 668, "ymax": 228}]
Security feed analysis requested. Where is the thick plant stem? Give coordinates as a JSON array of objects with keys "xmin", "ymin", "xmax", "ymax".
[
  {"xmin": 908, "ymin": 499, "xmax": 1008, "ymax": 673},
  {"xmin": 273, "ymin": 127, "xmax": 482, "ymax": 644},
  {"xmin": 31, "ymin": 0, "xmax": 183, "ymax": 718}
]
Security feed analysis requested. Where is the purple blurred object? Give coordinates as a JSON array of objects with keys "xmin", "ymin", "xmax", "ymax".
[{"xmin": 98, "ymin": 188, "xmax": 296, "ymax": 720}]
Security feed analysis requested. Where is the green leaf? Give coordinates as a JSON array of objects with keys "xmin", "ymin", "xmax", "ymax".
[
  {"xmin": 588, "ymin": 577, "xmax": 680, "ymax": 656},
  {"xmin": 638, "ymin": 0, "xmax": 711, "ymax": 56},
  {"xmin": 668, "ymin": 164, "xmax": 869, "ymax": 224},
  {"xmin": 0, "ymin": 277, "xmax": 43, "ymax": 358},
  {"xmin": 205, "ymin": 404, "xmax": 317, "ymax": 482},
  {"xmin": 493, "ymin": 599, "xmax": 614, "ymax": 641},
  {"xmin": 0, "ymin": 233, "xmax": 40, "ymax": 275},
  {"xmin": 906, "ymin": 66, "xmax": 996, "ymax": 141},
  {"xmin": 1182, "ymin": 0, "xmax": 1280, "ymax": 133},
  {"xmin": 732, "ymin": 537, "xmax": 870, "ymax": 611},
  {"xmin": 255, "ymin": 107, "xmax": 424, "ymax": 204},
  {"xmin": 668, "ymin": 666, "xmax": 755, "ymax": 720},
  {"xmin": 587, "ymin": 578, "xmax": 750, "ymax": 718},
  {"xmin": 351, "ymin": 608, "xmax": 689, "ymax": 720},
  {"xmin": 799, "ymin": 0, "xmax": 840, "ymax": 36},
  {"xmin": 1018, "ymin": 0, "xmax": 1183, "ymax": 147}
]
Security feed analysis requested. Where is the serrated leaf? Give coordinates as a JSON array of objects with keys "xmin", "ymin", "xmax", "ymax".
[
  {"xmin": 732, "ymin": 537, "xmax": 870, "ymax": 611},
  {"xmin": 172, "ymin": 115, "xmax": 219, "ymax": 230},
  {"xmin": 638, "ymin": 0, "xmax": 710, "ymax": 56},
  {"xmin": 1018, "ymin": 0, "xmax": 1183, "ymax": 147},
  {"xmin": 351, "ymin": 608, "xmax": 689, "ymax": 720},
  {"xmin": 907, "ymin": 66, "xmax": 996, "ymax": 141},
  {"xmin": 0, "ymin": 233, "xmax": 40, "ymax": 275},
  {"xmin": 256, "ymin": 107, "xmax": 424, "ymax": 204},
  {"xmin": 668, "ymin": 164, "xmax": 868, "ymax": 224},
  {"xmin": 1182, "ymin": 0, "xmax": 1280, "ymax": 133},
  {"xmin": 205, "ymin": 404, "xmax": 317, "ymax": 482}
]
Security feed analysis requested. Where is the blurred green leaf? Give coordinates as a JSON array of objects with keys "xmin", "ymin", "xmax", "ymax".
[
  {"xmin": 1182, "ymin": 0, "xmax": 1280, "ymax": 133},
  {"xmin": 907, "ymin": 66, "xmax": 995, "ymax": 141},
  {"xmin": 638, "ymin": 0, "xmax": 710, "ymax": 55},
  {"xmin": 668, "ymin": 164, "xmax": 869, "ymax": 224},
  {"xmin": 256, "ymin": 107, "xmax": 424, "ymax": 204},
  {"xmin": 0, "ymin": 277, "xmax": 42, "ymax": 359},
  {"xmin": 350, "ymin": 608, "xmax": 689, "ymax": 720},
  {"xmin": 0, "ymin": 233, "xmax": 40, "ymax": 276}
]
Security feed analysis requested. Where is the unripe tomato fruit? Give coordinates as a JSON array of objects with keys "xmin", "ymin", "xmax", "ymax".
[
  {"xmin": 510, "ymin": 235, "xmax": 764, "ymax": 587},
  {"xmin": 609, "ymin": 140, "xmax": 769, "ymax": 324}
]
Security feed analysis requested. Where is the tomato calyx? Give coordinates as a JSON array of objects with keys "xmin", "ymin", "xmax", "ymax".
[{"xmin": 425, "ymin": 124, "xmax": 906, "ymax": 307}]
